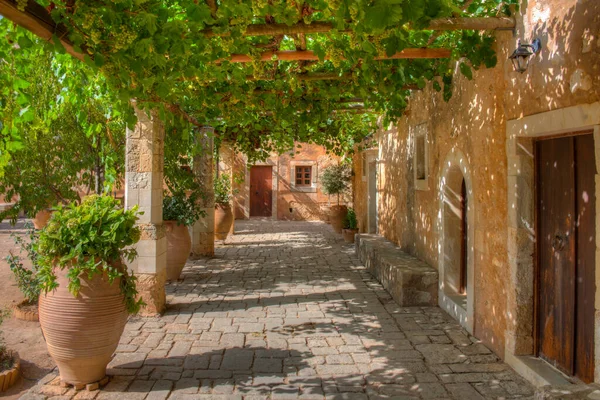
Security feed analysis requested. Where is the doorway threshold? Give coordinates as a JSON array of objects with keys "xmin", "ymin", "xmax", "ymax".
[{"xmin": 505, "ymin": 352, "xmax": 572, "ymax": 387}]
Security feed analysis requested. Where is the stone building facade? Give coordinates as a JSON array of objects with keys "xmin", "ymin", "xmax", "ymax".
[
  {"xmin": 353, "ymin": 0, "xmax": 600, "ymax": 386},
  {"xmin": 220, "ymin": 142, "xmax": 349, "ymax": 221}
]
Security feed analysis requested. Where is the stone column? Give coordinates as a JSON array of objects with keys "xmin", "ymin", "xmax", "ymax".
[
  {"xmin": 125, "ymin": 106, "xmax": 167, "ymax": 315},
  {"xmin": 190, "ymin": 126, "xmax": 215, "ymax": 258}
]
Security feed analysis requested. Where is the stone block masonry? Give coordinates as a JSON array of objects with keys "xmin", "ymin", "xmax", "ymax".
[
  {"xmin": 125, "ymin": 105, "xmax": 167, "ymax": 315},
  {"xmin": 356, "ymin": 234, "xmax": 438, "ymax": 306}
]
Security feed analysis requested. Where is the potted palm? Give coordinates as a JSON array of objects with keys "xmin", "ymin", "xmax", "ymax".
[
  {"xmin": 36, "ymin": 195, "xmax": 142, "ymax": 386},
  {"xmin": 163, "ymin": 191, "xmax": 201, "ymax": 281},
  {"xmin": 6, "ymin": 222, "xmax": 41, "ymax": 321},
  {"xmin": 342, "ymin": 208, "xmax": 359, "ymax": 243},
  {"xmin": 214, "ymin": 173, "xmax": 234, "ymax": 240},
  {"xmin": 321, "ymin": 164, "xmax": 352, "ymax": 234}
]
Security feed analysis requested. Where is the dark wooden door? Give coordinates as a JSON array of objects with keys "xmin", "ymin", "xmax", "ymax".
[
  {"xmin": 250, "ymin": 166, "xmax": 272, "ymax": 217},
  {"xmin": 536, "ymin": 133, "xmax": 596, "ymax": 382}
]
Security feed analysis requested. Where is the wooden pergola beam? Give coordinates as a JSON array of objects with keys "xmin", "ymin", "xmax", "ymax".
[
  {"xmin": 0, "ymin": 0, "xmax": 84, "ymax": 61},
  {"xmin": 204, "ymin": 17, "xmax": 515, "ymax": 37},
  {"xmin": 228, "ymin": 48, "xmax": 450, "ymax": 63}
]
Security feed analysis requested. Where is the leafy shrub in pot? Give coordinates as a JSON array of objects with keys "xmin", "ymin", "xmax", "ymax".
[
  {"xmin": 162, "ymin": 191, "xmax": 202, "ymax": 281},
  {"xmin": 36, "ymin": 195, "xmax": 142, "ymax": 385},
  {"xmin": 321, "ymin": 164, "xmax": 351, "ymax": 233},
  {"xmin": 214, "ymin": 173, "xmax": 234, "ymax": 240},
  {"xmin": 342, "ymin": 208, "xmax": 359, "ymax": 243}
]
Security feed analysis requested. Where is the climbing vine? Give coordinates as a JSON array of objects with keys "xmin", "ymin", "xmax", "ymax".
[{"xmin": 1, "ymin": 0, "xmax": 517, "ymax": 163}]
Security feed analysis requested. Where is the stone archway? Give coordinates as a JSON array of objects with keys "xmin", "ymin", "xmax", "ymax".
[{"xmin": 438, "ymin": 148, "xmax": 475, "ymax": 333}]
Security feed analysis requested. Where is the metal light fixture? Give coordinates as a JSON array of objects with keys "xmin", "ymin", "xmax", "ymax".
[{"xmin": 509, "ymin": 38, "xmax": 542, "ymax": 73}]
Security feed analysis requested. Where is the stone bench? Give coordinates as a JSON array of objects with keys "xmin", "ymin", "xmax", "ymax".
[{"xmin": 355, "ymin": 234, "xmax": 438, "ymax": 306}]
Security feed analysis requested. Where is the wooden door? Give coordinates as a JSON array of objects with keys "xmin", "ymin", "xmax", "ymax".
[
  {"xmin": 536, "ymin": 132, "xmax": 596, "ymax": 382},
  {"xmin": 250, "ymin": 166, "xmax": 272, "ymax": 217}
]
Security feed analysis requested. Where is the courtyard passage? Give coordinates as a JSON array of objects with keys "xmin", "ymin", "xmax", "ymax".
[{"xmin": 28, "ymin": 220, "xmax": 534, "ymax": 399}]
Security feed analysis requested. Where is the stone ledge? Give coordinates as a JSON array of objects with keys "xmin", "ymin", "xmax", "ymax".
[{"xmin": 355, "ymin": 234, "xmax": 438, "ymax": 306}]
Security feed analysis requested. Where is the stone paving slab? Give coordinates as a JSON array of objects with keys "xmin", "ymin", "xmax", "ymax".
[{"xmin": 24, "ymin": 220, "xmax": 535, "ymax": 399}]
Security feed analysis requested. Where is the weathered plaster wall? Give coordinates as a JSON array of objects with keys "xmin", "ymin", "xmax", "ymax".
[
  {"xmin": 277, "ymin": 143, "xmax": 342, "ymax": 221},
  {"xmin": 353, "ymin": 0, "xmax": 599, "ymax": 361},
  {"xmin": 353, "ymin": 152, "xmax": 368, "ymax": 232},
  {"xmin": 505, "ymin": 0, "xmax": 600, "ymax": 121},
  {"xmin": 223, "ymin": 143, "xmax": 347, "ymax": 221},
  {"xmin": 377, "ymin": 51, "xmax": 509, "ymax": 355}
]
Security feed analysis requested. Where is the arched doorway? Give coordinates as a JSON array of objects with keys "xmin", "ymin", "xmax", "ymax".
[{"xmin": 438, "ymin": 149, "xmax": 474, "ymax": 333}]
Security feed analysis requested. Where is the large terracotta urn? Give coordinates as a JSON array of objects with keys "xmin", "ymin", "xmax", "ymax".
[
  {"xmin": 38, "ymin": 266, "xmax": 128, "ymax": 385},
  {"xmin": 329, "ymin": 205, "xmax": 348, "ymax": 234},
  {"xmin": 32, "ymin": 210, "xmax": 52, "ymax": 229},
  {"xmin": 214, "ymin": 203, "xmax": 233, "ymax": 240},
  {"xmin": 165, "ymin": 221, "xmax": 192, "ymax": 281}
]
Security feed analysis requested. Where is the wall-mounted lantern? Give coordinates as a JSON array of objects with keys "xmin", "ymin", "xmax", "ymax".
[{"xmin": 509, "ymin": 38, "xmax": 542, "ymax": 73}]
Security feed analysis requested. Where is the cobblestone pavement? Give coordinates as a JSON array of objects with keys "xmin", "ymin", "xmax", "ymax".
[{"xmin": 25, "ymin": 220, "xmax": 535, "ymax": 399}]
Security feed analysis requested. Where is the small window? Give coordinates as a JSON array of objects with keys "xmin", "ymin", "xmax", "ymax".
[
  {"xmin": 413, "ymin": 123, "xmax": 429, "ymax": 190},
  {"xmin": 416, "ymin": 135, "xmax": 426, "ymax": 180},
  {"xmin": 295, "ymin": 166, "xmax": 312, "ymax": 186}
]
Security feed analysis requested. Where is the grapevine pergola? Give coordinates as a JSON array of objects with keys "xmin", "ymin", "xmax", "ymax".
[{"xmin": 0, "ymin": 0, "xmax": 516, "ymax": 159}]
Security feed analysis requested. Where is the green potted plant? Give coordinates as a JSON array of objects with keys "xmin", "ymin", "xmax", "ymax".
[
  {"xmin": 0, "ymin": 310, "xmax": 20, "ymax": 393},
  {"xmin": 214, "ymin": 173, "xmax": 234, "ymax": 240},
  {"xmin": 342, "ymin": 208, "xmax": 359, "ymax": 243},
  {"xmin": 162, "ymin": 191, "xmax": 202, "ymax": 281},
  {"xmin": 6, "ymin": 222, "xmax": 42, "ymax": 321},
  {"xmin": 321, "ymin": 163, "xmax": 352, "ymax": 233},
  {"xmin": 36, "ymin": 195, "xmax": 142, "ymax": 386}
]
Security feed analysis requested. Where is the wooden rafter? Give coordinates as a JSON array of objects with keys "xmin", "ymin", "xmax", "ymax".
[
  {"xmin": 0, "ymin": 0, "xmax": 83, "ymax": 61},
  {"xmin": 228, "ymin": 48, "xmax": 450, "ymax": 63},
  {"xmin": 203, "ymin": 17, "xmax": 515, "ymax": 37}
]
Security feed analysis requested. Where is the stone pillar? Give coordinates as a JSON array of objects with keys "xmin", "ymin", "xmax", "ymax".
[
  {"xmin": 125, "ymin": 106, "xmax": 167, "ymax": 315},
  {"xmin": 190, "ymin": 126, "xmax": 215, "ymax": 258}
]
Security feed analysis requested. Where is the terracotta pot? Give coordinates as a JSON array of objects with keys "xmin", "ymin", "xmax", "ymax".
[
  {"xmin": 32, "ymin": 210, "xmax": 52, "ymax": 229},
  {"xmin": 0, "ymin": 351, "xmax": 20, "ymax": 392},
  {"xmin": 329, "ymin": 205, "xmax": 348, "ymax": 234},
  {"xmin": 12, "ymin": 300, "xmax": 39, "ymax": 322},
  {"xmin": 214, "ymin": 203, "xmax": 233, "ymax": 240},
  {"xmin": 165, "ymin": 221, "xmax": 192, "ymax": 281},
  {"xmin": 38, "ymin": 266, "xmax": 127, "ymax": 385},
  {"xmin": 342, "ymin": 228, "xmax": 359, "ymax": 244}
]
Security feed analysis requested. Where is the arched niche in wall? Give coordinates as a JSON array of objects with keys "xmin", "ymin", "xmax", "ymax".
[{"xmin": 438, "ymin": 148, "xmax": 475, "ymax": 334}]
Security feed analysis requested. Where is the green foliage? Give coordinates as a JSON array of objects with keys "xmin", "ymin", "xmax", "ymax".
[
  {"xmin": 0, "ymin": 21, "xmax": 129, "ymax": 223},
  {"xmin": 344, "ymin": 208, "xmax": 358, "ymax": 230},
  {"xmin": 321, "ymin": 164, "xmax": 352, "ymax": 204},
  {"xmin": 0, "ymin": 0, "xmax": 518, "ymax": 165},
  {"xmin": 36, "ymin": 195, "xmax": 143, "ymax": 314},
  {"xmin": 6, "ymin": 222, "xmax": 41, "ymax": 303},
  {"xmin": 214, "ymin": 173, "xmax": 233, "ymax": 205},
  {"xmin": 163, "ymin": 191, "xmax": 203, "ymax": 227}
]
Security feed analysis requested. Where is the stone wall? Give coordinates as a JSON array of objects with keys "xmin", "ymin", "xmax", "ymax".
[{"xmin": 353, "ymin": 0, "xmax": 600, "ymax": 360}]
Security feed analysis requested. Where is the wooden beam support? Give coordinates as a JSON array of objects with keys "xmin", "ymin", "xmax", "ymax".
[
  {"xmin": 228, "ymin": 48, "xmax": 450, "ymax": 63},
  {"xmin": 0, "ymin": 0, "xmax": 84, "ymax": 61},
  {"xmin": 204, "ymin": 17, "xmax": 515, "ymax": 37}
]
